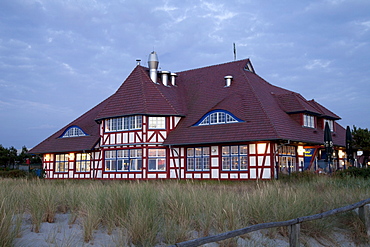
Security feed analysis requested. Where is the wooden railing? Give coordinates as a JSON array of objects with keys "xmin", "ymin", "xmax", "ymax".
[{"xmin": 169, "ymin": 198, "xmax": 370, "ymax": 247}]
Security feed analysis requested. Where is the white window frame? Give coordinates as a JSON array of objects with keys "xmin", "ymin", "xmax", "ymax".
[
  {"xmin": 279, "ymin": 146, "xmax": 297, "ymax": 173},
  {"xmin": 221, "ymin": 145, "xmax": 248, "ymax": 171},
  {"xmin": 148, "ymin": 149, "xmax": 166, "ymax": 171},
  {"xmin": 324, "ymin": 119, "xmax": 334, "ymax": 132},
  {"xmin": 198, "ymin": 111, "xmax": 240, "ymax": 126},
  {"xmin": 187, "ymin": 147, "xmax": 210, "ymax": 171},
  {"xmin": 61, "ymin": 126, "xmax": 87, "ymax": 138},
  {"xmin": 105, "ymin": 116, "xmax": 142, "ymax": 132},
  {"xmin": 75, "ymin": 153, "xmax": 91, "ymax": 172},
  {"xmin": 303, "ymin": 114, "xmax": 315, "ymax": 128},
  {"xmin": 105, "ymin": 149, "xmax": 142, "ymax": 172},
  {"xmin": 148, "ymin": 117, "xmax": 166, "ymax": 129},
  {"xmin": 55, "ymin": 154, "xmax": 69, "ymax": 173}
]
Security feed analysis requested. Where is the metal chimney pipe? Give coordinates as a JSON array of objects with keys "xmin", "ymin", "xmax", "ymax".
[
  {"xmin": 170, "ymin": 73, "xmax": 177, "ymax": 86},
  {"xmin": 161, "ymin": 71, "xmax": 170, "ymax": 86},
  {"xmin": 224, "ymin": 75, "xmax": 233, "ymax": 87},
  {"xmin": 148, "ymin": 51, "xmax": 159, "ymax": 83}
]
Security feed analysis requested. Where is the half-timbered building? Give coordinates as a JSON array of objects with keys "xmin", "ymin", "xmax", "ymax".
[{"xmin": 30, "ymin": 52, "xmax": 346, "ymax": 180}]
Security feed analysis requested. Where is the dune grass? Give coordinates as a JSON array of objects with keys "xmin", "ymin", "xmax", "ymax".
[{"xmin": 0, "ymin": 175, "xmax": 369, "ymax": 246}]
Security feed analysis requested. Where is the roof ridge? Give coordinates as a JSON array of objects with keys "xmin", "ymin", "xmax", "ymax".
[
  {"xmin": 241, "ymin": 68, "xmax": 281, "ymax": 139},
  {"xmin": 178, "ymin": 58, "xmax": 250, "ymax": 74},
  {"xmin": 141, "ymin": 66, "xmax": 182, "ymax": 115},
  {"xmin": 138, "ymin": 66, "xmax": 149, "ymax": 113}
]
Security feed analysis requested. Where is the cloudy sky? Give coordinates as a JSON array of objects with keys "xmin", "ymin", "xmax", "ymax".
[{"xmin": 1, "ymin": 0, "xmax": 369, "ymax": 150}]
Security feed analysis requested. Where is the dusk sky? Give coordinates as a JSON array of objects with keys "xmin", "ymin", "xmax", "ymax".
[{"xmin": 1, "ymin": 0, "xmax": 370, "ymax": 150}]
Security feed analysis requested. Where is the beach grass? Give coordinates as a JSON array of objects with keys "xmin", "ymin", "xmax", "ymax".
[{"xmin": 0, "ymin": 175, "xmax": 369, "ymax": 246}]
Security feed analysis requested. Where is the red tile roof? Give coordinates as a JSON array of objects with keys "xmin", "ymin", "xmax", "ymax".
[
  {"xmin": 95, "ymin": 66, "xmax": 184, "ymax": 121},
  {"xmin": 30, "ymin": 57, "xmax": 346, "ymax": 154},
  {"xmin": 29, "ymin": 97, "xmax": 110, "ymax": 154},
  {"xmin": 163, "ymin": 59, "xmax": 345, "ymax": 146}
]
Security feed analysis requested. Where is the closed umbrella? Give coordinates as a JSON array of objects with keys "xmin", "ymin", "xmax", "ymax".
[
  {"xmin": 345, "ymin": 126, "xmax": 353, "ymax": 169},
  {"xmin": 324, "ymin": 122, "xmax": 333, "ymax": 173}
]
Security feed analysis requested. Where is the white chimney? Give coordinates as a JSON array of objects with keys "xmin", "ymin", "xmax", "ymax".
[
  {"xmin": 136, "ymin": 59, "xmax": 141, "ymax": 65},
  {"xmin": 224, "ymin": 75, "xmax": 233, "ymax": 87},
  {"xmin": 170, "ymin": 72, "xmax": 177, "ymax": 86},
  {"xmin": 148, "ymin": 51, "xmax": 159, "ymax": 83},
  {"xmin": 161, "ymin": 71, "xmax": 170, "ymax": 86}
]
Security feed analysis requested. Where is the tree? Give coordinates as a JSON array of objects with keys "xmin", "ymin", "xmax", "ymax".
[
  {"xmin": 352, "ymin": 126, "xmax": 370, "ymax": 167},
  {"xmin": 17, "ymin": 146, "xmax": 41, "ymax": 164},
  {"xmin": 0, "ymin": 145, "xmax": 17, "ymax": 168},
  {"xmin": 0, "ymin": 144, "xmax": 8, "ymax": 167}
]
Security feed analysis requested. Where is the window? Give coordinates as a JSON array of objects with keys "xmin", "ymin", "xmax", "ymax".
[
  {"xmin": 148, "ymin": 149, "xmax": 166, "ymax": 171},
  {"xmin": 279, "ymin": 146, "xmax": 296, "ymax": 173},
  {"xmin": 195, "ymin": 110, "xmax": 242, "ymax": 126},
  {"xmin": 76, "ymin": 153, "xmax": 90, "ymax": 172},
  {"xmin": 55, "ymin": 154, "xmax": 69, "ymax": 172},
  {"xmin": 105, "ymin": 116, "xmax": 142, "ymax": 132},
  {"xmin": 222, "ymin": 145, "xmax": 248, "ymax": 171},
  {"xmin": 324, "ymin": 119, "xmax": 334, "ymax": 131},
  {"xmin": 303, "ymin": 114, "xmax": 315, "ymax": 128},
  {"xmin": 187, "ymin": 147, "xmax": 210, "ymax": 171},
  {"xmin": 148, "ymin": 117, "xmax": 166, "ymax": 129},
  {"xmin": 61, "ymin": 126, "xmax": 87, "ymax": 138},
  {"xmin": 105, "ymin": 149, "xmax": 142, "ymax": 172}
]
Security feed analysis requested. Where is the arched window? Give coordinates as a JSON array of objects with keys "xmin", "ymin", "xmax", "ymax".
[
  {"xmin": 194, "ymin": 110, "xmax": 243, "ymax": 126},
  {"xmin": 60, "ymin": 126, "xmax": 87, "ymax": 138}
]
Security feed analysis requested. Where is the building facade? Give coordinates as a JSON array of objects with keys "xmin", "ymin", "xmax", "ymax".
[{"xmin": 30, "ymin": 52, "xmax": 346, "ymax": 180}]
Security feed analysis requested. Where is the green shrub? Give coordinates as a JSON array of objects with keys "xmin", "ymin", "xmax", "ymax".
[
  {"xmin": 334, "ymin": 167, "xmax": 370, "ymax": 179},
  {"xmin": 279, "ymin": 170, "xmax": 320, "ymax": 181},
  {"xmin": 0, "ymin": 169, "xmax": 27, "ymax": 178}
]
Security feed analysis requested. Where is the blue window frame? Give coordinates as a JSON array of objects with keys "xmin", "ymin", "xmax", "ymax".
[
  {"xmin": 75, "ymin": 153, "xmax": 91, "ymax": 172},
  {"xmin": 187, "ymin": 147, "xmax": 210, "ymax": 171},
  {"xmin": 55, "ymin": 154, "xmax": 69, "ymax": 172},
  {"xmin": 194, "ymin": 110, "xmax": 243, "ymax": 126},
  {"xmin": 60, "ymin": 126, "xmax": 87, "ymax": 138},
  {"xmin": 105, "ymin": 149, "xmax": 142, "ymax": 172},
  {"xmin": 222, "ymin": 145, "xmax": 248, "ymax": 171}
]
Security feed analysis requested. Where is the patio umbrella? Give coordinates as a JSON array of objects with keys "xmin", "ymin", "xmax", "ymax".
[
  {"xmin": 324, "ymin": 122, "xmax": 333, "ymax": 173},
  {"xmin": 345, "ymin": 126, "xmax": 353, "ymax": 168}
]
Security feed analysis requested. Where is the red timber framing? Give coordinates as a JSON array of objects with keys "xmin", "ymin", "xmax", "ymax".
[
  {"xmin": 42, "ymin": 151, "xmax": 101, "ymax": 179},
  {"xmin": 98, "ymin": 116, "xmax": 178, "ymax": 180},
  {"xmin": 167, "ymin": 142, "xmax": 274, "ymax": 181}
]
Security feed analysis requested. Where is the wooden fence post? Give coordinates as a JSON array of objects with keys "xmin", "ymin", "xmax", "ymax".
[
  {"xmin": 289, "ymin": 223, "xmax": 300, "ymax": 247},
  {"xmin": 359, "ymin": 204, "xmax": 370, "ymax": 236}
]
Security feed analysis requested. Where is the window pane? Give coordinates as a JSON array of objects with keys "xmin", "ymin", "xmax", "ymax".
[
  {"xmin": 231, "ymin": 157, "xmax": 239, "ymax": 170},
  {"xmin": 222, "ymin": 146, "xmax": 229, "ymax": 155},
  {"xmin": 187, "ymin": 148, "xmax": 194, "ymax": 157},
  {"xmin": 218, "ymin": 112, "xmax": 225, "ymax": 123},
  {"xmin": 203, "ymin": 158, "xmax": 210, "ymax": 170},
  {"xmin": 231, "ymin": 146, "xmax": 238, "ymax": 155},
  {"xmin": 210, "ymin": 113, "xmax": 217, "ymax": 124},
  {"xmin": 124, "ymin": 117, "xmax": 130, "ymax": 130},
  {"xmin": 187, "ymin": 158, "xmax": 194, "ymax": 170},
  {"xmin": 222, "ymin": 157, "xmax": 230, "ymax": 170},
  {"xmin": 240, "ymin": 156, "xmax": 248, "ymax": 170},
  {"xmin": 240, "ymin": 145, "xmax": 248, "ymax": 155}
]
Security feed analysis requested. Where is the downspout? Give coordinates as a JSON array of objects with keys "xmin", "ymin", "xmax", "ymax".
[{"xmin": 170, "ymin": 145, "xmax": 181, "ymax": 180}]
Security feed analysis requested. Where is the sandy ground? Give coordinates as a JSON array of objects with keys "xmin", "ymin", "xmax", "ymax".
[{"xmin": 13, "ymin": 213, "xmax": 364, "ymax": 247}]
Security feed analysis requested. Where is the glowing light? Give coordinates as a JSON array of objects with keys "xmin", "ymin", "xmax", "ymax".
[
  {"xmin": 44, "ymin": 154, "xmax": 50, "ymax": 161},
  {"xmin": 297, "ymin": 146, "xmax": 305, "ymax": 156},
  {"xmin": 69, "ymin": 153, "xmax": 75, "ymax": 160}
]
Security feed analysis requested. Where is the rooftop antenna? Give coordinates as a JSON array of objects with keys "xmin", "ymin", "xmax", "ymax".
[{"xmin": 233, "ymin": 43, "xmax": 236, "ymax": 61}]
